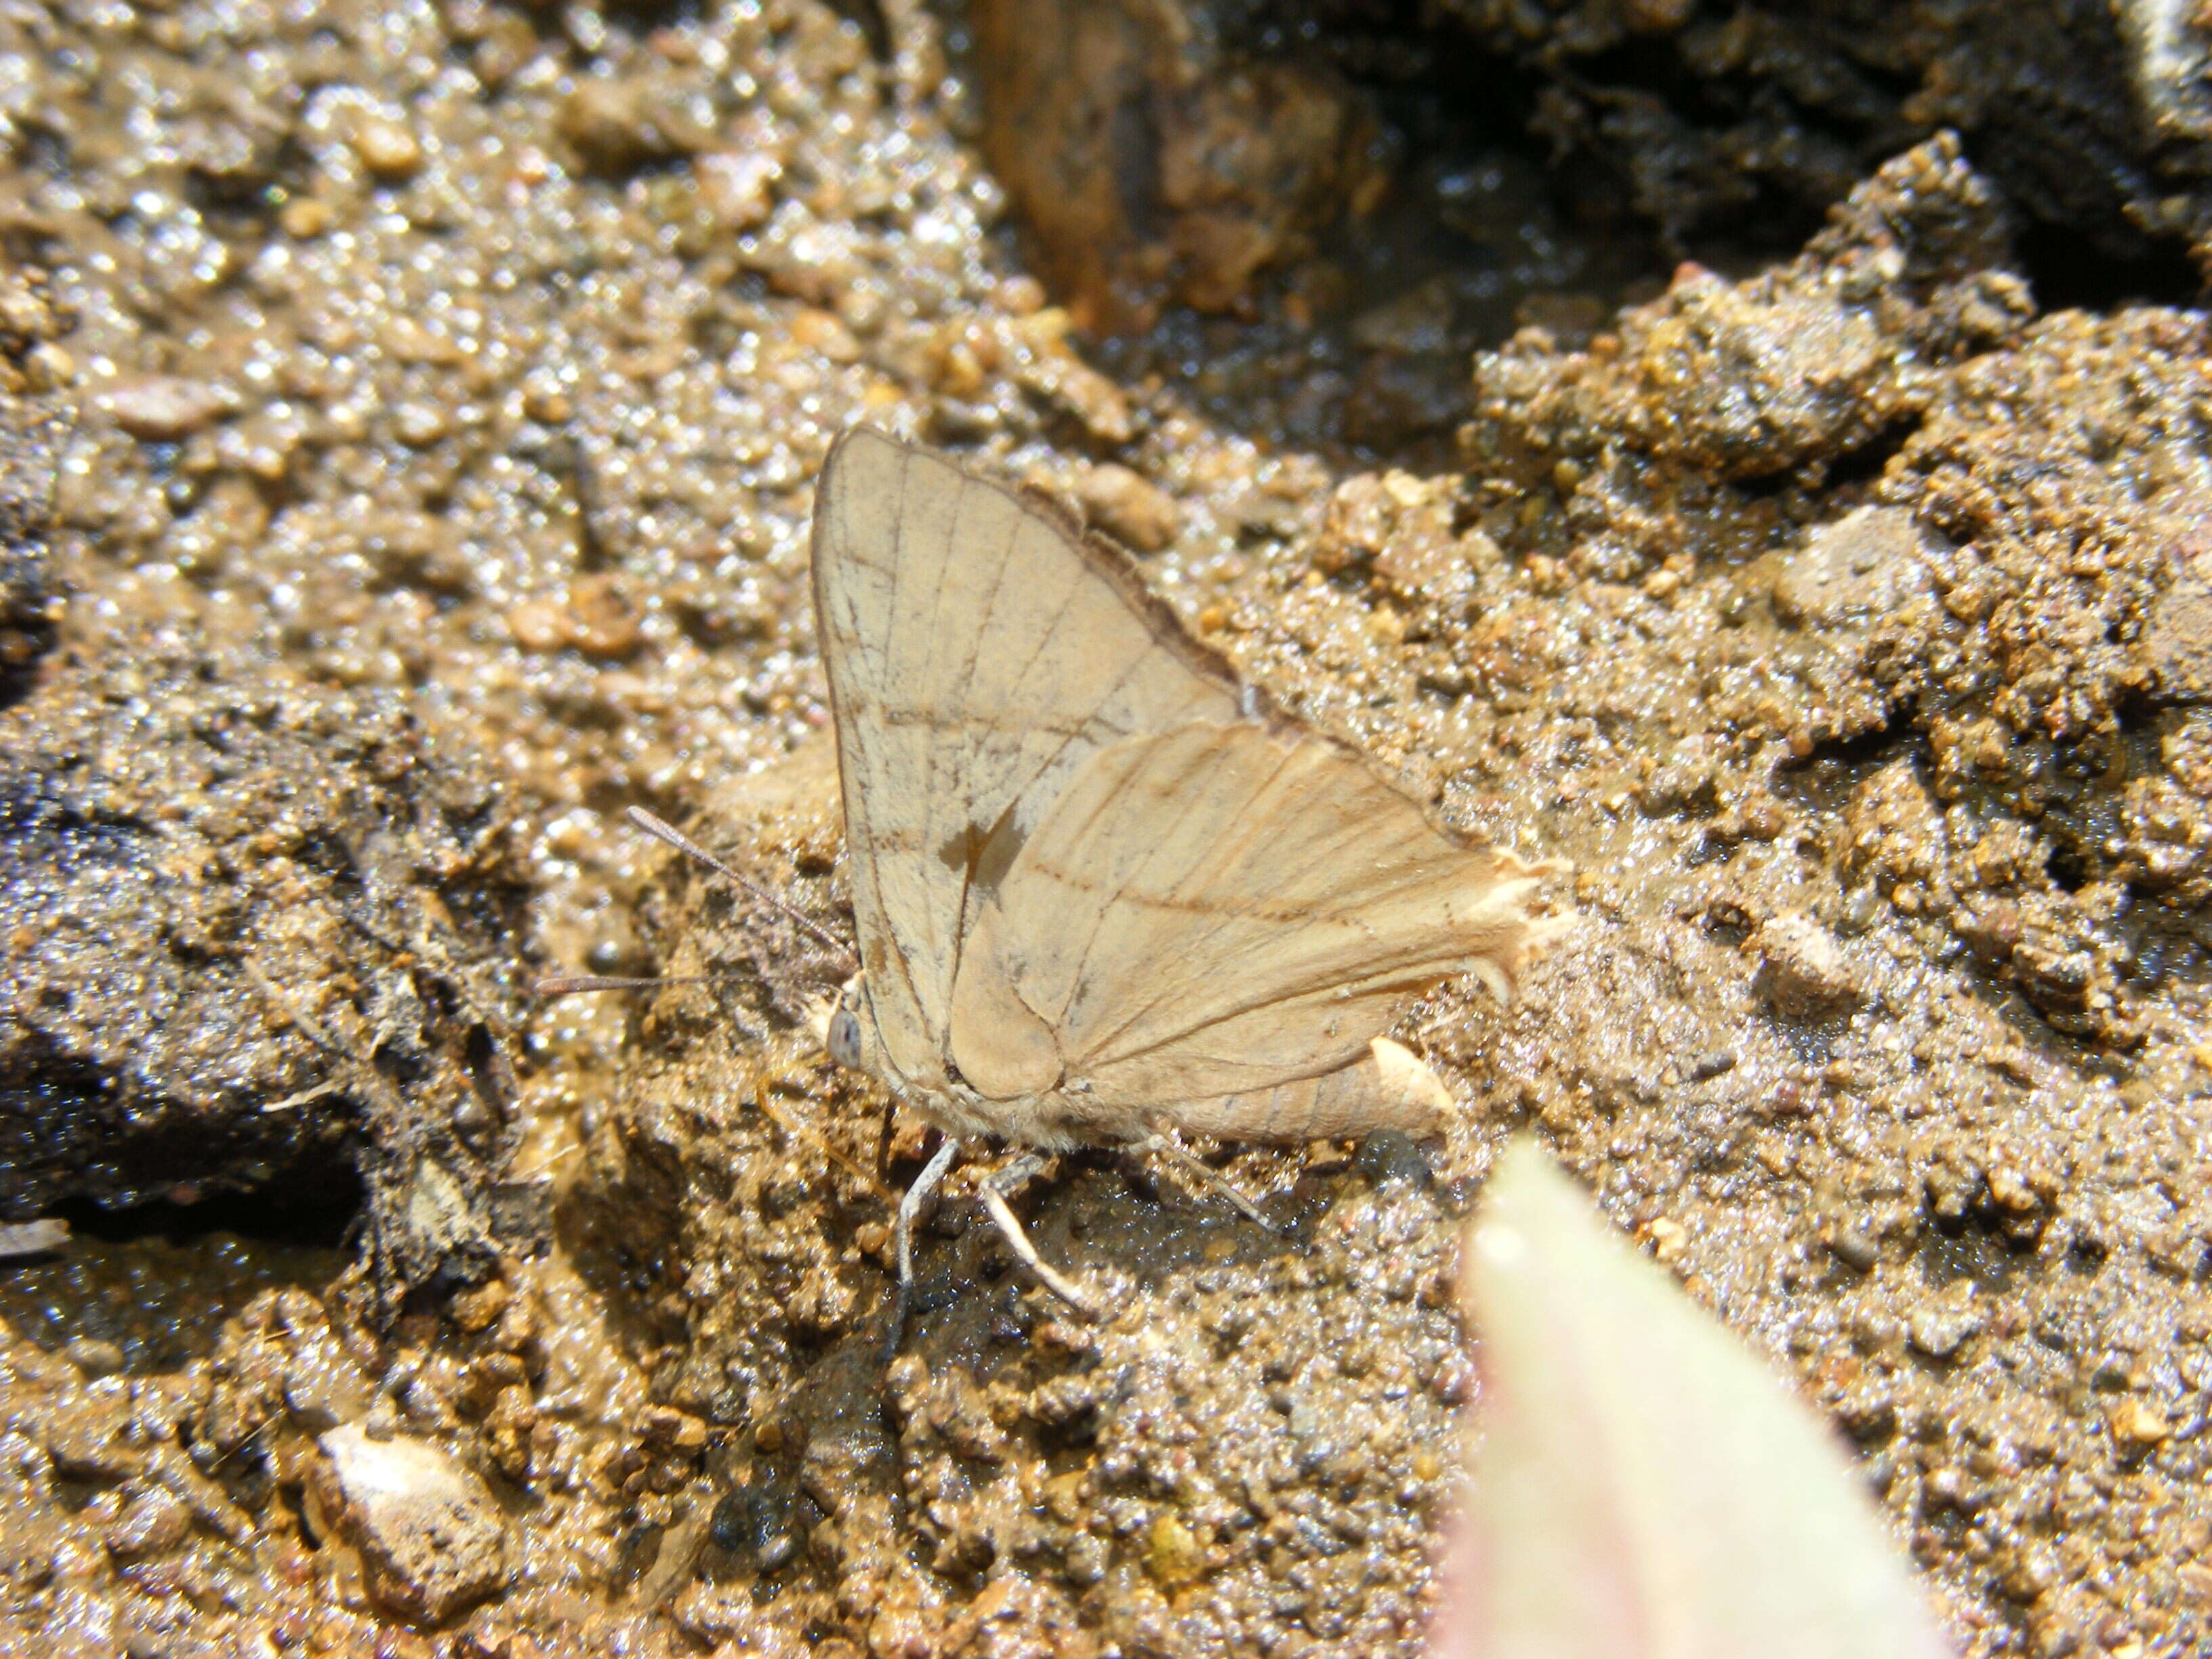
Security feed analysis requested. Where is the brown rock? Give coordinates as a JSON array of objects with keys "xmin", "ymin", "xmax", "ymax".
[
  {"xmin": 1906, "ymin": 1290, "xmax": 1984, "ymax": 1359},
  {"xmin": 790, "ymin": 308, "xmax": 863, "ymax": 365},
  {"xmin": 1144, "ymin": 1512, "xmax": 1204, "ymax": 1587},
  {"xmin": 558, "ymin": 77, "xmax": 674, "ymax": 173},
  {"xmin": 1315, "ymin": 470, "xmax": 1483, "ymax": 608},
  {"xmin": 696, "ymin": 145, "xmax": 783, "ymax": 231},
  {"xmin": 971, "ymin": 0, "xmax": 1382, "ymax": 327},
  {"xmin": 2142, "ymin": 540, "xmax": 2212, "ymax": 702},
  {"xmin": 507, "ymin": 577, "xmax": 644, "ymax": 659},
  {"xmin": 564, "ymin": 573, "xmax": 642, "ymax": 659},
  {"xmin": 2109, "ymin": 1399, "xmax": 2172, "ymax": 1448},
  {"xmin": 37, "ymin": 1389, "xmax": 143, "ymax": 1481},
  {"xmin": 104, "ymin": 1489, "xmax": 192, "ymax": 1559},
  {"xmin": 505, "ymin": 597, "xmax": 569, "ymax": 654},
  {"xmin": 353, "ymin": 117, "xmax": 424, "ymax": 181},
  {"xmin": 95, "ymin": 375, "xmax": 241, "ymax": 441},
  {"xmin": 1016, "ymin": 351, "xmax": 1132, "ymax": 445}
]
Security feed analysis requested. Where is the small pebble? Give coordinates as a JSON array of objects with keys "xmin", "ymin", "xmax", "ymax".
[
  {"xmin": 1076, "ymin": 464, "xmax": 1180, "ymax": 553},
  {"xmin": 0, "ymin": 1218, "xmax": 68, "ymax": 1261},
  {"xmin": 2108, "ymin": 1399, "xmax": 2171, "ymax": 1448},
  {"xmin": 1354, "ymin": 1128, "xmax": 1433, "ymax": 1189},
  {"xmin": 279, "ymin": 196, "xmax": 332, "ymax": 239},
  {"xmin": 354, "ymin": 117, "xmax": 424, "ymax": 180},
  {"xmin": 392, "ymin": 402, "xmax": 449, "ymax": 447},
  {"xmin": 96, "ymin": 375, "xmax": 239, "ymax": 441},
  {"xmin": 448, "ymin": 1278, "xmax": 511, "ymax": 1333},
  {"xmin": 104, "ymin": 1490, "xmax": 192, "ymax": 1558},
  {"xmin": 560, "ymin": 77, "xmax": 675, "ymax": 173},
  {"xmin": 23, "ymin": 340, "xmax": 73, "ymax": 390},
  {"xmin": 506, "ymin": 598, "xmax": 568, "ymax": 654},
  {"xmin": 1907, "ymin": 1298, "xmax": 1984, "ymax": 1359},
  {"xmin": 1017, "ymin": 354, "xmax": 1132, "ymax": 445},
  {"xmin": 709, "ymin": 1477, "xmax": 800, "ymax": 1572},
  {"xmin": 1757, "ymin": 911, "xmax": 1863, "ymax": 1019},
  {"xmin": 564, "ymin": 573, "xmax": 642, "ymax": 659},
  {"xmin": 1824, "ymin": 1225, "xmax": 1881, "ymax": 1272},
  {"xmin": 696, "ymin": 148, "xmax": 782, "ymax": 230},
  {"xmin": 1144, "ymin": 1512, "xmax": 1204, "ymax": 1587},
  {"xmin": 62, "ymin": 1336, "xmax": 125, "ymax": 1376},
  {"xmin": 791, "ymin": 308, "xmax": 863, "ymax": 365},
  {"xmin": 520, "ymin": 377, "xmax": 573, "ymax": 424}
]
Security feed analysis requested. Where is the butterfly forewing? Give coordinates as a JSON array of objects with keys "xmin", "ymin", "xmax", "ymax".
[{"xmin": 811, "ymin": 428, "xmax": 1242, "ymax": 1094}]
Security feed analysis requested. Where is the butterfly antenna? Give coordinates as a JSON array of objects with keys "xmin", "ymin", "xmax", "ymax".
[
  {"xmin": 533, "ymin": 972, "xmax": 716, "ymax": 998},
  {"xmin": 626, "ymin": 806, "xmax": 859, "ymax": 970}
]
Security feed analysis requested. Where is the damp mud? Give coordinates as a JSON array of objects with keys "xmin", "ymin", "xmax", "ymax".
[{"xmin": 2, "ymin": 3, "xmax": 2211, "ymax": 1657}]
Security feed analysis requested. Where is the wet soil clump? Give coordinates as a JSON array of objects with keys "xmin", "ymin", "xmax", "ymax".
[{"xmin": 0, "ymin": 633, "xmax": 530, "ymax": 1298}]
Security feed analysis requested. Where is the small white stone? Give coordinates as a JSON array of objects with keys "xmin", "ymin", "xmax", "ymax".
[{"xmin": 316, "ymin": 1425, "xmax": 512, "ymax": 1623}]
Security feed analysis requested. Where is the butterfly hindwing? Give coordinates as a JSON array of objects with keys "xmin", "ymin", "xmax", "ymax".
[{"xmin": 946, "ymin": 720, "xmax": 1555, "ymax": 1113}]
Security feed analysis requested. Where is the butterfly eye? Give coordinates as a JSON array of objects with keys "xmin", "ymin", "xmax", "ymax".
[{"xmin": 827, "ymin": 1005, "xmax": 864, "ymax": 1070}]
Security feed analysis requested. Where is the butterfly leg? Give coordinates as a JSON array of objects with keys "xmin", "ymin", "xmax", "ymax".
[
  {"xmin": 1133, "ymin": 1129, "xmax": 1284, "ymax": 1235},
  {"xmin": 882, "ymin": 1135, "xmax": 961, "ymax": 1361},
  {"xmin": 978, "ymin": 1154, "xmax": 1104, "ymax": 1318}
]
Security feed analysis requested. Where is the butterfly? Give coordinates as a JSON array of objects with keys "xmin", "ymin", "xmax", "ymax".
[{"xmin": 808, "ymin": 427, "xmax": 1561, "ymax": 1325}]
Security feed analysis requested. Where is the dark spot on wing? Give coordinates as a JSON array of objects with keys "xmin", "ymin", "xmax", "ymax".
[
  {"xmin": 937, "ymin": 825, "xmax": 975, "ymax": 874},
  {"xmin": 970, "ymin": 800, "xmax": 1027, "ymax": 899},
  {"xmin": 936, "ymin": 800, "xmax": 1027, "ymax": 899}
]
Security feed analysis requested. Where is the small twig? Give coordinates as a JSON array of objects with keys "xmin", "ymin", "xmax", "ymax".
[
  {"xmin": 261, "ymin": 1080, "xmax": 343, "ymax": 1114},
  {"xmin": 752, "ymin": 1089, "xmax": 893, "ymax": 1203},
  {"xmin": 0, "ymin": 1219, "xmax": 68, "ymax": 1262}
]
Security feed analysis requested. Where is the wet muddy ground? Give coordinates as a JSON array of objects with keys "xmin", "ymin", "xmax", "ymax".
[{"xmin": 2, "ymin": 3, "xmax": 2211, "ymax": 1657}]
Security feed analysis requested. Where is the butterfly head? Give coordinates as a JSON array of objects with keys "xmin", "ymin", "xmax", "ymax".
[{"xmin": 824, "ymin": 972, "xmax": 875, "ymax": 1074}]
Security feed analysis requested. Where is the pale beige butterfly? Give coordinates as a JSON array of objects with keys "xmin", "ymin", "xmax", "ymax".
[{"xmin": 811, "ymin": 426, "xmax": 1561, "ymax": 1323}]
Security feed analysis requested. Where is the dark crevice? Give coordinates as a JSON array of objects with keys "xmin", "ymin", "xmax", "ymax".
[
  {"xmin": 1771, "ymin": 710, "xmax": 1922, "ymax": 817},
  {"xmin": 1816, "ymin": 417, "xmax": 1921, "ymax": 492},
  {"xmin": 49, "ymin": 1160, "xmax": 364, "ymax": 1250},
  {"xmin": 2123, "ymin": 911, "xmax": 2210, "ymax": 991},
  {"xmin": 1805, "ymin": 715, "xmax": 1917, "ymax": 771},
  {"xmin": 2012, "ymin": 217, "xmax": 2204, "ymax": 312},
  {"xmin": 0, "ymin": 788, "xmax": 148, "ymax": 871},
  {"xmin": 822, "ymin": 0, "xmax": 891, "ymax": 61},
  {"xmin": 2045, "ymin": 842, "xmax": 2092, "ymax": 893}
]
